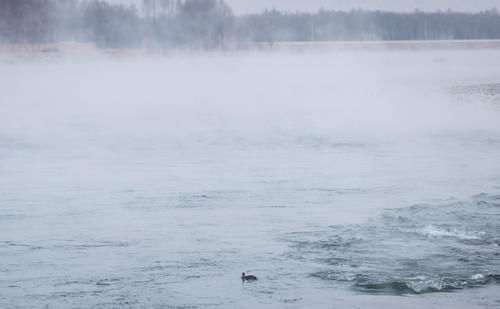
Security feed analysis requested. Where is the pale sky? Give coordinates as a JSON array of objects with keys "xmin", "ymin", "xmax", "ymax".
[{"xmin": 108, "ymin": 0, "xmax": 500, "ymax": 14}]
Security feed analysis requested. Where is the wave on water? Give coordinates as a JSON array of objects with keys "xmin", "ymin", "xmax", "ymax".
[
  {"xmin": 284, "ymin": 192, "xmax": 500, "ymax": 295},
  {"xmin": 417, "ymin": 224, "xmax": 482, "ymax": 240}
]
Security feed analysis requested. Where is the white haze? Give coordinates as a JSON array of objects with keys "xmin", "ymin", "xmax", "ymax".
[
  {"xmin": 2, "ymin": 51, "xmax": 500, "ymax": 157},
  {"xmin": 1, "ymin": 50, "xmax": 500, "ymax": 308},
  {"xmin": 1, "ymin": 50, "xmax": 500, "ymax": 217}
]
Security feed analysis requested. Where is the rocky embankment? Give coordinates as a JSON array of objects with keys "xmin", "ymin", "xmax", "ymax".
[{"xmin": 451, "ymin": 83, "xmax": 500, "ymax": 104}]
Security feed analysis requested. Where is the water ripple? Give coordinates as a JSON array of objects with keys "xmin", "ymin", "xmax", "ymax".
[{"xmin": 284, "ymin": 192, "xmax": 500, "ymax": 294}]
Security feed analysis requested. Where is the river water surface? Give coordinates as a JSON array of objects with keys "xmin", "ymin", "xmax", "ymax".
[{"xmin": 1, "ymin": 50, "xmax": 499, "ymax": 308}]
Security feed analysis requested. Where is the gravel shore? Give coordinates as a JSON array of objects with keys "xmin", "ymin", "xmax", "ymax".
[{"xmin": 451, "ymin": 83, "xmax": 500, "ymax": 103}]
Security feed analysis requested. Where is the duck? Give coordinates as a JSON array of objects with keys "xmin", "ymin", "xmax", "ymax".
[{"xmin": 241, "ymin": 272, "xmax": 257, "ymax": 282}]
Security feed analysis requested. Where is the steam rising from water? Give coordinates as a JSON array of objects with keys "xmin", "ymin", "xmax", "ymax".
[
  {"xmin": 1, "ymin": 50, "xmax": 500, "ymax": 308},
  {"xmin": 1, "ymin": 50, "xmax": 500, "ymax": 146}
]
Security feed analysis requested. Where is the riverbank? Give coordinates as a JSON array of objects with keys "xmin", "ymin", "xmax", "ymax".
[
  {"xmin": 451, "ymin": 83, "xmax": 500, "ymax": 104},
  {"xmin": 2, "ymin": 39, "xmax": 500, "ymax": 60}
]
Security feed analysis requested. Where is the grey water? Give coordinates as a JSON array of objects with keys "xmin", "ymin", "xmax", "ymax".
[{"xmin": 1, "ymin": 50, "xmax": 500, "ymax": 308}]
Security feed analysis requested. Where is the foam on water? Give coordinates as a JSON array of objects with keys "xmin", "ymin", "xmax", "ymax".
[{"xmin": 418, "ymin": 225, "xmax": 481, "ymax": 240}]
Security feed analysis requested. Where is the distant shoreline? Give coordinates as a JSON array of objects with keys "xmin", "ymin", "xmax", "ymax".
[
  {"xmin": 2, "ymin": 39, "xmax": 500, "ymax": 58},
  {"xmin": 251, "ymin": 39, "xmax": 500, "ymax": 50}
]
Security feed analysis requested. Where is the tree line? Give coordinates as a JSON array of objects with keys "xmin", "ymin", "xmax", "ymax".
[{"xmin": 1, "ymin": 0, "xmax": 500, "ymax": 49}]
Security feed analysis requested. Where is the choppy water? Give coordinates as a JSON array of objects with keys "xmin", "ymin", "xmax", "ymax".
[
  {"xmin": 1, "ymin": 50, "xmax": 500, "ymax": 308},
  {"xmin": 288, "ymin": 193, "xmax": 500, "ymax": 294}
]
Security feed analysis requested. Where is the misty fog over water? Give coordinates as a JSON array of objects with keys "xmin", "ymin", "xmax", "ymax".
[{"xmin": 1, "ymin": 49, "xmax": 500, "ymax": 308}]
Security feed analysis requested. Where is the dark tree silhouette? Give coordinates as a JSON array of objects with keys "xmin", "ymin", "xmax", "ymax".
[
  {"xmin": 176, "ymin": 0, "xmax": 234, "ymax": 48},
  {"xmin": 1, "ymin": 0, "xmax": 500, "ymax": 49}
]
